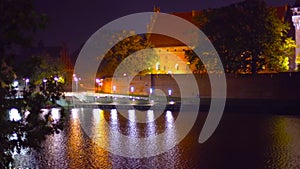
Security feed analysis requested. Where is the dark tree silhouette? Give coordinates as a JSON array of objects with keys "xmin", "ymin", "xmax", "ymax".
[
  {"xmin": 0, "ymin": 0, "xmax": 65, "ymax": 167},
  {"xmin": 186, "ymin": 0, "xmax": 295, "ymax": 74}
]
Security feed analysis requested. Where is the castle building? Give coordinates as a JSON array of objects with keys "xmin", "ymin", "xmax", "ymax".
[
  {"xmin": 147, "ymin": 9, "xmax": 201, "ymax": 74},
  {"xmin": 149, "ymin": 3, "xmax": 298, "ymax": 73}
]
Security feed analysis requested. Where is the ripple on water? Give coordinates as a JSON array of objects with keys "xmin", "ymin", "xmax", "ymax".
[
  {"xmin": 12, "ymin": 110, "xmax": 300, "ymax": 169},
  {"xmin": 263, "ymin": 116, "xmax": 300, "ymax": 169}
]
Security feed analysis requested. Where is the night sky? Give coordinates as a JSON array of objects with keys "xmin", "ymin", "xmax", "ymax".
[{"xmin": 34, "ymin": 0, "xmax": 296, "ymax": 53}]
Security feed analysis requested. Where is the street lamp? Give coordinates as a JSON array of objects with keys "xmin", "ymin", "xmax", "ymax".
[
  {"xmin": 168, "ymin": 89, "xmax": 173, "ymax": 103},
  {"xmin": 43, "ymin": 79, "xmax": 47, "ymax": 90},
  {"xmin": 74, "ymin": 76, "xmax": 78, "ymax": 92},
  {"xmin": 130, "ymin": 86, "xmax": 134, "ymax": 97},
  {"xmin": 112, "ymin": 85, "xmax": 116, "ymax": 94},
  {"xmin": 149, "ymin": 87, "xmax": 153, "ymax": 94},
  {"xmin": 25, "ymin": 78, "xmax": 29, "ymax": 90},
  {"xmin": 100, "ymin": 79, "xmax": 103, "ymax": 86},
  {"xmin": 149, "ymin": 87, "xmax": 154, "ymax": 103},
  {"xmin": 12, "ymin": 80, "xmax": 18, "ymax": 88},
  {"xmin": 95, "ymin": 78, "xmax": 100, "ymax": 92},
  {"xmin": 54, "ymin": 76, "xmax": 58, "ymax": 86},
  {"xmin": 168, "ymin": 89, "xmax": 172, "ymax": 96}
]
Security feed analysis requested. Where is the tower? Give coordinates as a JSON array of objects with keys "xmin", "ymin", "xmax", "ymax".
[{"xmin": 291, "ymin": 0, "xmax": 300, "ymax": 70}]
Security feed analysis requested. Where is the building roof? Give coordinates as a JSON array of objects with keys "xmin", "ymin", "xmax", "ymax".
[
  {"xmin": 148, "ymin": 34, "xmax": 186, "ymax": 47},
  {"xmin": 275, "ymin": 5, "xmax": 289, "ymax": 21},
  {"xmin": 148, "ymin": 11, "xmax": 201, "ymax": 48}
]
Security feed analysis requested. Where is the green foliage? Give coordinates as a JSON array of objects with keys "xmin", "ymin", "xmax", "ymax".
[
  {"xmin": 97, "ymin": 31, "xmax": 158, "ymax": 77},
  {"xmin": 0, "ymin": 58, "xmax": 16, "ymax": 87},
  {"xmin": 16, "ymin": 55, "xmax": 66, "ymax": 85},
  {"xmin": 184, "ymin": 49, "xmax": 206, "ymax": 74},
  {"xmin": 187, "ymin": 0, "xmax": 295, "ymax": 74},
  {"xmin": 266, "ymin": 37, "xmax": 296, "ymax": 72}
]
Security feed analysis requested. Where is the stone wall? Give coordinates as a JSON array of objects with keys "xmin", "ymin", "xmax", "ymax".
[{"xmin": 101, "ymin": 73, "xmax": 300, "ymax": 99}]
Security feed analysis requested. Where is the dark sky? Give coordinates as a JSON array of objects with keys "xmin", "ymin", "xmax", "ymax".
[{"xmin": 34, "ymin": 0, "xmax": 296, "ymax": 53}]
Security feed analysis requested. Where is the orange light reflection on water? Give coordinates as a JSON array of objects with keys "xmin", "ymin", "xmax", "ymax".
[
  {"xmin": 67, "ymin": 108, "xmax": 85, "ymax": 168},
  {"xmin": 266, "ymin": 116, "xmax": 300, "ymax": 168},
  {"xmin": 67, "ymin": 108, "xmax": 112, "ymax": 168}
]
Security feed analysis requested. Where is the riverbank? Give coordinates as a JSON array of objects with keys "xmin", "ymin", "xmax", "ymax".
[
  {"xmin": 97, "ymin": 73, "xmax": 300, "ymax": 100},
  {"xmin": 223, "ymin": 98, "xmax": 300, "ymax": 114},
  {"xmin": 61, "ymin": 95, "xmax": 300, "ymax": 115}
]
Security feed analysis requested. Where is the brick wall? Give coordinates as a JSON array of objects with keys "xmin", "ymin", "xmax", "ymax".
[{"xmin": 101, "ymin": 73, "xmax": 300, "ymax": 99}]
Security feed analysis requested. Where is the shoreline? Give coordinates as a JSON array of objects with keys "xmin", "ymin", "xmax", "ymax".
[{"xmin": 65, "ymin": 96, "xmax": 300, "ymax": 115}]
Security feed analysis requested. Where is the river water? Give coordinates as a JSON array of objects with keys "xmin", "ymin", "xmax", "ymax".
[{"xmin": 13, "ymin": 108, "xmax": 300, "ymax": 169}]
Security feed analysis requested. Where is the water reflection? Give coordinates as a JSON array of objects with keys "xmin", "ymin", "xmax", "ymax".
[
  {"xmin": 9, "ymin": 108, "xmax": 21, "ymax": 121},
  {"xmin": 91, "ymin": 108, "xmax": 109, "ymax": 147},
  {"xmin": 146, "ymin": 110, "xmax": 156, "ymax": 136},
  {"xmin": 67, "ymin": 108, "xmax": 85, "ymax": 168},
  {"xmin": 51, "ymin": 108, "xmax": 61, "ymax": 121},
  {"xmin": 12, "ymin": 147, "xmax": 34, "ymax": 168},
  {"xmin": 127, "ymin": 109, "xmax": 137, "ymax": 137},
  {"xmin": 12, "ymin": 109, "xmax": 300, "ymax": 168},
  {"xmin": 265, "ymin": 116, "xmax": 300, "ymax": 169},
  {"xmin": 90, "ymin": 109, "xmax": 111, "ymax": 168},
  {"xmin": 163, "ymin": 110, "xmax": 179, "ymax": 169},
  {"xmin": 84, "ymin": 108, "xmax": 182, "ymax": 158},
  {"xmin": 110, "ymin": 109, "xmax": 118, "ymax": 122},
  {"xmin": 166, "ymin": 110, "xmax": 174, "ymax": 125},
  {"xmin": 147, "ymin": 110, "xmax": 154, "ymax": 122},
  {"xmin": 71, "ymin": 108, "xmax": 79, "ymax": 119}
]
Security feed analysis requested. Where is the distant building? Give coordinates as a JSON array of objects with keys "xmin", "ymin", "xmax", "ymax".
[{"xmin": 147, "ymin": 10, "xmax": 201, "ymax": 74}]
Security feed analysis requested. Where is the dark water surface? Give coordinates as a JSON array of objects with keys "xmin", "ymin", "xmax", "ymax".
[{"xmin": 14, "ymin": 108, "xmax": 300, "ymax": 169}]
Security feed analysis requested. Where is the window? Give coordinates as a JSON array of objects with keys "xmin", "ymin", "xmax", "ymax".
[
  {"xmin": 175, "ymin": 63, "xmax": 179, "ymax": 70},
  {"xmin": 156, "ymin": 62, "xmax": 160, "ymax": 71}
]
